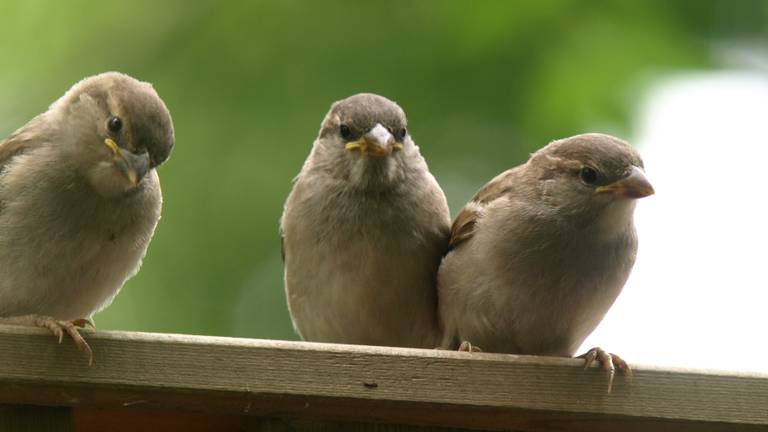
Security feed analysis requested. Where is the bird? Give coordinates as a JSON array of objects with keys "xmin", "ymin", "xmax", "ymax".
[
  {"xmin": 281, "ymin": 93, "xmax": 451, "ymax": 348},
  {"xmin": 438, "ymin": 133, "xmax": 653, "ymax": 390},
  {"xmin": 0, "ymin": 72, "xmax": 175, "ymax": 363}
]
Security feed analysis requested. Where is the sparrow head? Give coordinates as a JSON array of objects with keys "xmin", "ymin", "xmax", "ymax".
[
  {"xmin": 530, "ymin": 133, "xmax": 653, "ymax": 224},
  {"xmin": 319, "ymin": 93, "xmax": 407, "ymax": 159},
  {"xmin": 51, "ymin": 71, "xmax": 175, "ymax": 197},
  {"xmin": 312, "ymin": 93, "xmax": 414, "ymax": 187}
]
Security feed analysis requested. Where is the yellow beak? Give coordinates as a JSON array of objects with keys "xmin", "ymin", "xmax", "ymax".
[
  {"xmin": 345, "ymin": 138, "xmax": 389, "ymax": 158},
  {"xmin": 104, "ymin": 138, "xmax": 149, "ymax": 187},
  {"xmin": 344, "ymin": 123, "xmax": 403, "ymax": 159},
  {"xmin": 104, "ymin": 138, "xmax": 120, "ymax": 155},
  {"xmin": 596, "ymin": 166, "xmax": 655, "ymax": 199}
]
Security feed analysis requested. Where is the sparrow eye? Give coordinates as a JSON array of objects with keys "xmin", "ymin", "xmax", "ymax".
[
  {"xmin": 580, "ymin": 167, "xmax": 599, "ymax": 185},
  {"xmin": 395, "ymin": 128, "xmax": 407, "ymax": 142},
  {"xmin": 339, "ymin": 124, "xmax": 352, "ymax": 140},
  {"xmin": 107, "ymin": 116, "xmax": 123, "ymax": 133}
]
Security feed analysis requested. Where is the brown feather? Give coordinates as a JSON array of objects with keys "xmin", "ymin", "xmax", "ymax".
[
  {"xmin": 448, "ymin": 167, "xmax": 520, "ymax": 250},
  {"xmin": 0, "ymin": 115, "xmax": 44, "ymax": 172}
]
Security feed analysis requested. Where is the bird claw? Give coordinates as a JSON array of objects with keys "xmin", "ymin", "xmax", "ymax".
[
  {"xmin": 71, "ymin": 318, "xmax": 96, "ymax": 329},
  {"xmin": 578, "ymin": 347, "xmax": 631, "ymax": 393},
  {"xmin": 2, "ymin": 315, "xmax": 94, "ymax": 366},
  {"xmin": 457, "ymin": 341, "xmax": 483, "ymax": 353},
  {"xmin": 39, "ymin": 316, "xmax": 94, "ymax": 366}
]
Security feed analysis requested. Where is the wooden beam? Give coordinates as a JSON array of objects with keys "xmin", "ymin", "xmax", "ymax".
[
  {"xmin": 0, "ymin": 325, "xmax": 766, "ymax": 431},
  {"xmin": 0, "ymin": 405, "xmax": 72, "ymax": 432}
]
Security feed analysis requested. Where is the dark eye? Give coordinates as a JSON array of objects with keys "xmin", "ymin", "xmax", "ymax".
[
  {"xmin": 107, "ymin": 116, "xmax": 123, "ymax": 133},
  {"xmin": 580, "ymin": 167, "xmax": 599, "ymax": 185},
  {"xmin": 395, "ymin": 128, "xmax": 407, "ymax": 142},
  {"xmin": 339, "ymin": 124, "xmax": 352, "ymax": 140}
]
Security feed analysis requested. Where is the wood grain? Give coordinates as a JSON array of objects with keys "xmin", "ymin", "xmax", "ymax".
[{"xmin": 0, "ymin": 325, "xmax": 766, "ymax": 431}]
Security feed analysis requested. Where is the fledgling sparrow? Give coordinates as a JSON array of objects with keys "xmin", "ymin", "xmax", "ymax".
[
  {"xmin": 438, "ymin": 133, "xmax": 653, "ymax": 390},
  {"xmin": 0, "ymin": 72, "xmax": 174, "ymax": 363},
  {"xmin": 281, "ymin": 93, "xmax": 450, "ymax": 348}
]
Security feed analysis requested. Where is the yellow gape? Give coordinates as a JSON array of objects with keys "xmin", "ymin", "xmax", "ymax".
[
  {"xmin": 345, "ymin": 140, "xmax": 404, "ymax": 156},
  {"xmin": 104, "ymin": 138, "xmax": 120, "ymax": 155},
  {"xmin": 345, "ymin": 140, "xmax": 363, "ymax": 152}
]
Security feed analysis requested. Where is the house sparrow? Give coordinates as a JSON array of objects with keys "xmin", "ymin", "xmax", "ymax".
[
  {"xmin": 438, "ymin": 133, "xmax": 653, "ymax": 390},
  {"xmin": 281, "ymin": 93, "xmax": 450, "ymax": 348},
  {"xmin": 0, "ymin": 72, "xmax": 174, "ymax": 363}
]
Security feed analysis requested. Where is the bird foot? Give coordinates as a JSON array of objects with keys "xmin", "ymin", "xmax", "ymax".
[
  {"xmin": 0, "ymin": 315, "xmax": 94, "ymax": 365},
  {"xmin": 578, "ymin": 347, "xmax": 631, "ymax": 393},
  {"xmin": 457, "ymin": 341, "xmax": 483, "ymax": 353}
]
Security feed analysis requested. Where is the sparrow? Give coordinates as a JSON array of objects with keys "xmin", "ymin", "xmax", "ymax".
[
  {"xmin": 0, "ymin": 72, "xmax": 174, "ymax": 363},
  {"xmin": 438, "ymin": 133, "xmax": 653, "ymax": 390},
  {"xmin": 281, "ymin": 93, "xmax": 451, "ymax": 348}
]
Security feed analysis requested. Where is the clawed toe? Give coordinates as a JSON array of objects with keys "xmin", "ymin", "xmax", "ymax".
[
  {"xmin": 71, "ymin": 318, "xmax": 95, "ymax": 329},
  {"xmin": 458, "ymin": 341, "xmax": 483, "ymax": 353},
  {"xmin": 40, "ymin": 317, "xmax": 94, "ymax": 365},
  {"xmin": 60, "ymin": 320, "xmax": 94, "ymax": 365},
  {"xmin": 2, "ymin": 315, "xmax": 94, "ymax": 365},
  {"xmin": 609, "ymin": 352, "xmax": 632, "ymax": 377},
  {"xmin": 578, "ymin": 347, "xmax": 631, "ymax": 393}
]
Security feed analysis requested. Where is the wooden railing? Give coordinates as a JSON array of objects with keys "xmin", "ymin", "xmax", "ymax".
[{"xmin": 0, "ymin": 325, "xmax": 766, "ymax": 431}]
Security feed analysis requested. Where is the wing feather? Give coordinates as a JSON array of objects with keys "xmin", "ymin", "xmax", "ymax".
[
  {"xmin": 0, "ymin": 115, "xmax": 45, "ymax": 173},
  {"xmin": 448, "ymin": 167, "xmax": 521, "ymax": 250}
]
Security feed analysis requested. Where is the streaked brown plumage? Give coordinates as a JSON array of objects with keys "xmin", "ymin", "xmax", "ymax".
[
  {"xmin": 0, "ymin": 72, "xmax": 174, "ymax": 363},
  {"xmin": 438, "ymin": 133, "xmax": 653, "ymax": 387},
  {"xmin": 281, "ymin": 93, "xmax": 450, "ymax": 348}
]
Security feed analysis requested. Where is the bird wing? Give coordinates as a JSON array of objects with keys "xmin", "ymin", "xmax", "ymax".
[
  {"xmin": 0, "ymin": 115, "xmax": 45, "ymax": 173},
  {"xmin": 0, "ymin": 116, "xmax": 47, "ymax": 213},
  {"xmin": 448, "ymin": 168, "xmax": 519, "ymax": 250}
]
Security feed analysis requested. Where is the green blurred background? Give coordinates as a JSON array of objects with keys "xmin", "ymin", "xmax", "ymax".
[{"xmin": 0, "ymin": 0, "xmax": 765, "ymax": 340}]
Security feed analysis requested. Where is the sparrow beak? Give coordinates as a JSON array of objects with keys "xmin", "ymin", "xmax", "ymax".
[
  {"xmin": 596, "ymin": 166, "xmax": 655, "ymax": 199},
  {"xmin": 104, "ymin": 138, "xmax": 150, "ymax": 187},
  {"xmin": 345, "ymin": 123, "xmax": 403, "ymax": 158}
]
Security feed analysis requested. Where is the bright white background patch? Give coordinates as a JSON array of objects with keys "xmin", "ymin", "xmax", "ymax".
[{"xmin": 582, "ymin": 71, "xmax": 768, "ymax": 373}]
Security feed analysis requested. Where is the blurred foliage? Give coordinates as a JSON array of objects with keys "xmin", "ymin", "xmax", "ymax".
[{"xmin": 0, "ymin": 0, "xmax": 765, "ymax": 339}]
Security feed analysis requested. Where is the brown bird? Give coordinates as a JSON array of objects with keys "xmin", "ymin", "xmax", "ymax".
[
  {"xmin": 0, "ymin": 72, "xmax": 174, "ymax": 363},
  {"xmin": 438, "ymin": 133, "xmax": 653, "ymax": 390},
  {"xmin": 281, "ymin": 93, "xmax": 451, "ymax": 348}
]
